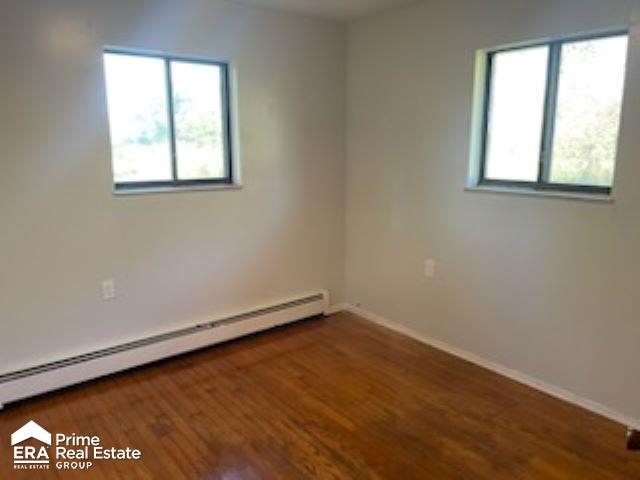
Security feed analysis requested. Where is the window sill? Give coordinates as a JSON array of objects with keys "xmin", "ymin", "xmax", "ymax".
[
  {"xmin": 464, "ymin": 185, "xmax": 614, "ymax": 203},
  {"xmin": 113, "ymin": 183, "xmax": 243, "ymax": 196}
]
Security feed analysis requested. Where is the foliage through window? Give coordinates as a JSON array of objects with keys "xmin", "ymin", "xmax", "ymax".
[
  {"xmin": 103, "ymin": 50, "xmax": 232, "ymax": 191},
  {"xmin": 479, "ymin": 32, "xmax": 628, "ymax": 194}
]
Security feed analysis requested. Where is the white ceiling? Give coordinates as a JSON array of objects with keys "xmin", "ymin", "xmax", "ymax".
[{"xmin": 233, "ymin": 0, "xmax": 417, "ymax": 21}]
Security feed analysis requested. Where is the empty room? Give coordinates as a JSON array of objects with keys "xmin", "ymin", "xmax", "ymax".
[{"xmin": 1, "ymin": 0, "xmax": 640, "ymax": 478}]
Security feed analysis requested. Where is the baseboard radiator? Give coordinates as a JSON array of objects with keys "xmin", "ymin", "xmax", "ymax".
[{"xmin": 0, "ymin": 292, "xmax": 328, "ymax": 407}]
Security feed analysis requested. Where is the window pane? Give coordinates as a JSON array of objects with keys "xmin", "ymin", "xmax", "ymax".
[
  {"xmin": 549, "ymin": 36, "xmax": 628, "ymax": 186},
  {"xmin": 485, "ymin": 46, "xmax": 549, "ymax": 182},
  {"xmin": 103, "ymin": 53, "xmax": 172, "ymax": 183},
  {"xmin": 171, "ymin": 61, "xmax": 227, "ymax": 180}
]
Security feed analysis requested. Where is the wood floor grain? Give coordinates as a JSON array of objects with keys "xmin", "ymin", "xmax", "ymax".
[{"xmin": 0, "ymin": 312, "xmax": 638, "ymax": 479}]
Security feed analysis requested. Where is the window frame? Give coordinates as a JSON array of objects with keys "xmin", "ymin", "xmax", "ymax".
[
  {"xmin": 477, "ymin": 30, "xmax": 628, "ymax": 196},
  {"xmin": 104, "ymin": 48, "xmax": 234, "ymax": 192}
]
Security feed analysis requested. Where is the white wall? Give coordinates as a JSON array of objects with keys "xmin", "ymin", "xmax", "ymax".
[
  {"xmin": 346, "ymin": 0, "xmax": 640, "ymax": 422},
  {"xmin": 3, "ymin": 0, "xmax": 638, "ymax": 428},
  {"xmin": 0, "ymin": 0, "xmax": 346, "ymax": 373}
]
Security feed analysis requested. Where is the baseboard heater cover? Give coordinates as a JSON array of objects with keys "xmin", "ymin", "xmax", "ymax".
[{"xmin": 0, "ymin": 292, "xmax": 328, "ymax": 406}]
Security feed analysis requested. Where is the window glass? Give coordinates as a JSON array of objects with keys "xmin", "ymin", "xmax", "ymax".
[
  {"xmin": 171, "ymin": 61, "xmax": 227, "ymax": 180},
  {"xmin": 549, "ymin": 36, "xmax": 628, "ymax": 186},
  {"xmin": 104, "ymin": 53, "xmax": 173, "ymax": 183},
  {"xmin": 484, "ymin": 46, "xmax": 549, "ymax": 182}
]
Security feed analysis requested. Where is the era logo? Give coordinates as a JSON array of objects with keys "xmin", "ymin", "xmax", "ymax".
[{"xmin": 11, "ymin": 421, "xmax": 51, "ymax": 467}]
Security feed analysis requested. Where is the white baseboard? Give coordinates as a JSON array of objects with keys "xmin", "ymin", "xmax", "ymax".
[
  {"xmin": 326, "ymin": 303, "xmax": 347, "ymax": 315},
  {"xmin": 345, "ymin": 304, "xmax": 640, "ymax": 430},
  {"xmin": 0, "ymin": 292, "xmax": 328, "ymax": 406}
]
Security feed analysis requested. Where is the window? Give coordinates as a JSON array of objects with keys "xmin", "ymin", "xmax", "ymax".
[
  {"xmin": 103, "ymin": 50, "xmax": 233, "ymax": 191},
  {"xmin": 477, "ymin": 32, "xmax": 628, "ymax": 195}
]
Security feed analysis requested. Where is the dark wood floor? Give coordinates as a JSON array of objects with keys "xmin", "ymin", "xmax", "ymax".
[{"xmin": 1, "ymin": 312, "xmax": 638, "ymax": 479}]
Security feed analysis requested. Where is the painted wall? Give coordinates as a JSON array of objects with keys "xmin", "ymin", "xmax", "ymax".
[
  {"xmin": 345, "ymin": 0, "xmax": 640, "ymax": 422},
  {"xmin": 3, "ymin": 0, "xmax": 638, "ymax": 428},
  {"xmin": 0, "ymin": 0, "xmax": 346, "ymax": 373}
]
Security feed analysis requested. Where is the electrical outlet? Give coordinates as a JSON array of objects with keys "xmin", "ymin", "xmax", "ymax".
[
  {"xmin": 101, "ymin": 279, "xmax": 116, "ymax": 301},
  {"xmin": 424, "ymin": 259, "xmax": 436, "ymax": 278}
]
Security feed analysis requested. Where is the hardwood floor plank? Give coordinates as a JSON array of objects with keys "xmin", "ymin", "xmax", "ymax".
[{"xmin": 0, "ymin": 312, "xmax": 638, "ymax": 478}]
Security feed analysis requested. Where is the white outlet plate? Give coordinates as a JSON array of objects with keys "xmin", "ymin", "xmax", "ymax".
[
  {"xmin": 424, "ymin": 259, "xmax": 436, "ymax": 278},
  {"xmin": 101, "ymin": 280, "xmax": 116, "ymax": 300}
]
